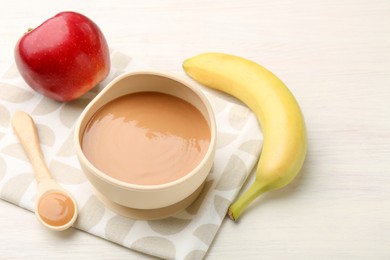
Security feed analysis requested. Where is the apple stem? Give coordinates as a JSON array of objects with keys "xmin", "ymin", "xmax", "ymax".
[{"xmin": 27, "ymin": 28, "xmax": 34, "ymax": 33}]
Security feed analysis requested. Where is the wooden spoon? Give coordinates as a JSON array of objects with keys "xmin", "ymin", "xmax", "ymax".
[{"xmin": 11, "ymin": 111, "xmax": 78, "ymax": 231}]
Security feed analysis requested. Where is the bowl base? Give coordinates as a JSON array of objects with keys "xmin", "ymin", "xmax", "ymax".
[{"xmin": 92, "ymin": 182, "xmax": 205, "ymax": 220}]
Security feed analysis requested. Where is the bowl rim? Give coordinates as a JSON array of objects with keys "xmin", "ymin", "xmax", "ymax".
[{"xmin": 74, "ymin": 69, "xmax": 217, "ymax": 191}]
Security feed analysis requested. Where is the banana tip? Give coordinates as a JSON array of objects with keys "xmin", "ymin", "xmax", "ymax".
[
  {"xmin": 182, "ymin": 59, "xmax": 190, "ymax": 71},
  {"xmin": 227, "ymin": 209, "xmax": 237, "ymax": 222}
]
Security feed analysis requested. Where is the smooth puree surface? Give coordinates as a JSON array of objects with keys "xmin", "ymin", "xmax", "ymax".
[
  {"xmin": 38, "ymin": 192, "xmax": 75, "ymax": 227},
  {"xmin": 81, "ymin": 92, "xmax": 211, "ymax": 185}
]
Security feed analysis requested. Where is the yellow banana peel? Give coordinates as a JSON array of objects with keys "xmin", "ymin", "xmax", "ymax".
[{"xmin": 183, "ymin": 53, "xmax": 307, "ymax": 221}]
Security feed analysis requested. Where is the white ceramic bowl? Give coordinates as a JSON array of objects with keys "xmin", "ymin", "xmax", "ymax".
[{"xmin": 74, "ymin": 70, "xmax": 216, "ymax": 212}]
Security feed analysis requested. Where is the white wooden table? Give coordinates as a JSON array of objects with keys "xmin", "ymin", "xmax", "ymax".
[{"xmin": 1, "ymin": 0, "xmax": 389, "ymax": 259}]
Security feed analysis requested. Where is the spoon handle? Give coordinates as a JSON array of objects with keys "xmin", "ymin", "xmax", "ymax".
[{"xmin": 11, "ymin": 111, "xmax": 52, "ymax": 182}]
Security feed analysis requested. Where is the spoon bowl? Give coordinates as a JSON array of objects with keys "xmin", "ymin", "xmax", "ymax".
[
  {"xmin": 35, "ymin": 179, "xmax": 78, "ymax": 231},
  {"xmin": 11, "ymin": 111, "xmax": 78, "ymax": 231}
]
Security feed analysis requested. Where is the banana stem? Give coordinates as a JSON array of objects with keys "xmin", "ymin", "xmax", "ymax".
[{"xmin": 228, "ymin": 181, "xmax": 268, "ymax": 221}]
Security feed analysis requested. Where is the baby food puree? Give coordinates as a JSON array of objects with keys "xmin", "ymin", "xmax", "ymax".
[{"xmin": 81, "ymin": 92, "xmax": 211, "ymax": 185}]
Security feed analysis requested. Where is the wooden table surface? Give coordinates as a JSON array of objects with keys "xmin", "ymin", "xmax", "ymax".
[{"xmin": 1, "ymin": 0, "xmax": 390, "ymax": 259}]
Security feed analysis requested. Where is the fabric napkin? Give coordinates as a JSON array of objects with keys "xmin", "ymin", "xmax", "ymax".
[{"xmin": 0, "ymin": 49, "xmax": 262, "ymax": 259}]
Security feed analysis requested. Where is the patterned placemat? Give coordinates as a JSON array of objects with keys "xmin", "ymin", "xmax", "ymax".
[{"xmin": 0, "ymin": 49, "xmax": 262, "ymax": 259}]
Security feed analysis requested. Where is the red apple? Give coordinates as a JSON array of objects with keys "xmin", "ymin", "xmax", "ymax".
[{"xmin": 14, "ymin": 11, "xmax": 110, "ymax": 102}]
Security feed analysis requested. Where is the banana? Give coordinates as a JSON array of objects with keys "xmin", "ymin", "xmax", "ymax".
[{"xmin": 183, "ymin": 53, "xmax": 307, "ymax": 221}]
